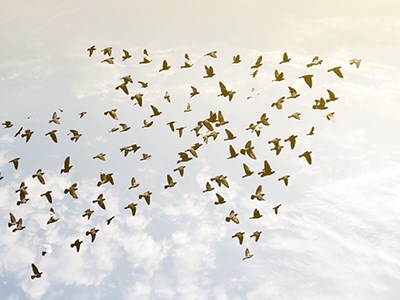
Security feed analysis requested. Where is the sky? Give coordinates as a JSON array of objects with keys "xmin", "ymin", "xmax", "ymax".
[{"xmin": 1, "ymin": 1, "xmax": 400, "ymax": 299}]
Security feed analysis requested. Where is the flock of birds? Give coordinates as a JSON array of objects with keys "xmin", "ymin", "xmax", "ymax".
[{"xmin": 1, "ymin": 46, "xmax": 361, "ymax": 279}]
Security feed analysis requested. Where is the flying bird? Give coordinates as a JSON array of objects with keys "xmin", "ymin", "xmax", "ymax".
[
  {"xmin": 258, "ymin": 160, "xmax": 275, "ymax": 177},
  {"xmin": 299, "ymin": 151, "xmax": 312, "ymax": 165},
  {"xmin": 250, "ymin": 231, "xmax": 262, "ymax": 242},
  {"xmin": 307, "ymin": 56, "xmax": 323, "ymax": 67},
  {"xmin": 31, "ymin": 264, "xmax": 43, "ymax": 280},
  {"xmin": 204, "ymin": 51, "xmax": 217, "ymax": 58},
  {"xmin": 232, "ymin": 232, "xmax": 245, "ymax": 245},
  {"xmin": 204, "ymin": 65, "xmax": 215, "ymax": 78},
  {"xmin": 327, "ymin": 66, "xmax": 343, "ymax": 78},
  {"xmin": 251, "ymin": 56, "xmax": 263, "ymax": 69},
  {"xmin": 159, "ymin": 59, "xmax": 171, "ymax": 72},
  {"xmin": 124, "ymin": 203, "xmax": 137, "ymax": 216},
  {"xmin": 45, "ymin": 130, "xmax": 58, "ymax": 143},
  {"xmin": 70, "ymin": 239, "xmax": 83, "ymax": 252},
  {"xmin": 139, "ymin": 191, "xmax": 152, "ymax": 205},
  {"xmin": 86, "ymin": 228, "xmax": 99, "ymax": 242},
  {"xmin": 278, "ymin": 175, "xmax": 290, "ymax": 186},
  {"xmin": 243, "ymin": 248, "xmax": 254, "ymax": 260},
  {"xmin": 122, "ymin": 49, "xmax": 132, "ymax": 61},
  {"xmin": 60, "ymin": 156, "xmax": 73, "ymax": 174},
  {"xmin": 87, "ymin": 45, "xmax": 96, "ymax": 57},
  {"xmin": 299, "ymin": 74, "xmax": 313, "ymax": 88},
  {"xmin": 225, "ymin": 210, "xmax": 239, "ymax": 224},
  {"xmin": 349, "ymin": 58, "xmax": 361, "ymax": 68},
  {"xmin": 279, "ymin": 52, "xmax": 291, "ymax": 64},
  {"xmin": 273, "ymin": 204, "xmax": 282, "ymax": 215}
]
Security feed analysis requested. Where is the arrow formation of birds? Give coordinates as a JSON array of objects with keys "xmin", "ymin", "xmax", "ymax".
[{"xmin": 1, "ymin": 45, "xmax": 361, "ymax": 280}]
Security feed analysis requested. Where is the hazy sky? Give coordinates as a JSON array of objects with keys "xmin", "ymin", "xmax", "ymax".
[{"xmin": 1, "ymin": 1, "xmax": 400, "ymax": 299}]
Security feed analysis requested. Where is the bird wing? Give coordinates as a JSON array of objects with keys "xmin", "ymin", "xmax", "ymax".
[
  {"xmin": 150, "ymin": 105, "xmax": 160, "ymax": 115},
  {"xmin": 264, "ymin": 160, "xmax": 273, "ymax": 172},
  {"xmin": 256, "ymin": 185, "xmax": 262, "ymax": 194},
  {"xmin": 167, "ymin": 174, "xmax": 173, "ymax": 184},
  {"xmin": 256, "ymin": 55, "xmax": 262, "ymax": 65},
  {"xmin": 64, "ymin": 156, "xmax": 70, "ymax": 169},
  {"xmin": 229, "ymin": 145, "xmax": 237, "ymax": 157},
  {"xmin": 219, "ymin": 81, "xmax": 227, "ymax": 94},
  {"xmin": 9, "ymin": 213, "xmax": 16, "ymax": 223},
  {"xmin": 32, "ymin": 264, "xmax": 39, "ymax": 275}
]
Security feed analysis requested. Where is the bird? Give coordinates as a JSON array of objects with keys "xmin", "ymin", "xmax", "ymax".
[
  {"xmin": 12, "ymin": 218, "xmax": 25, "ymax": 232},
  {"xmin": 159, "ymin": 59, "xmax": 171, "ymax": 72},
  {"xmin": 139, "ymin": 191, "xmax": 152, "ymax": 205},
  {"xmin": 268, "ymin": 137, "xmax": 284, "ymax": 155},
  {"xmin": 138, "ymin": 81, "xmax": 149, "ymax": 88},
  {"xmin": 349, "ymin": 58, "xmax": 361, "ymax": 68},
  {"xmin": 106, "ymin": 216, "xmax": 115, "ymax": 225},
  {"xmin": 227, "ymin": 145, "xmax": 239, "ymax": 159},
  {"xmin": 204, "ymin": 51, "xmax": 217, "ymax": 58},
  {"xmin": 124, "ymin": 203, "xmax": 137, "ymax": 216},
  {"xmin": 122, "ymin": 49, "xmax": 132, "ymax": 61},
  {"xmin": 70, "ymin": 239, "xmax": 83, "ymax": 252},
  {"xmin": 204, "ymin": 65, "xmax": 215, "ymax": 78},
  {"xmin": 190, "ymin": 86, "xmax": 200, "ymax": 98},
  {"xmin": 104, "ymin": 108, "xmax": 119, "ymax": 120},
  {"xmin": 273, "ymin": 70, "xmax": 284, "ymax": 82},
  {"xmin": 176, "ymin": 126, "xmax": 186, "ymax": 137},
  {"xmin": 32, "ymin": 169, "xmax": 46, "ymax": 185},
  {"xmin": 326, "ymin": 112, "xmax": 335, "ymax": 121},
  {"xmin": 225, "ymin": 210, "xmax": 239, "ymax": 224},
  {"xmin": 250, "ymin": 69, "xmax": 258, "ymax": 78},
  {"xmin": 314, "ymin": 97, "xmax": 329, "ymax": 110},
  {"xmin": 86, "ymin": 228, "xmax": 99, "ymax": 242},
  {"xmin": 327, "ymin": 66, "xmax": 343, "ymax": 78},
  {"xmin": 41, "ymin": 244, "xmax": 53, "ymax": 257},
  {"xmin": 278, "ymin": 175, "xmax": 290, "ymax": 186},
  {"xmin": 45, "ymin": 130, "xmax": 58, "ymax": 143},
  {"xmin": 93, "ymin": 194, "xmax": 106, "ymax": 210},
  {"xmin": 164, "ymin": 174, "xmax": 177, "ymax": 189},
  {"xmin": 68, "ymin": 129, "xmax": 82, "ymax": 142},
  {"xmin": 306, "ymin": 56, "xmax": 323, "ymax": 67},
  {"xmin": 8, "ymin": 213, "xmax": 17, "ymax": 227},
  {"xmin": 232, "ymin": 54, "xmax": 241, "ymax": 64},
  {"xmin": 78, "ymin": 111, "xmax": 87, "ymax": 118},
  {"xmin": 9, "ymin": 157, "xmax": 20, "ymax": 170},
  {"xmin": 288, "ymin": 112, "xmax": 301, "ymax": 120},
  {"xmin": 82, "ymin": 209, "xmax": 94, "ymax": 220},
  {"xmin": 101, "ymin": 57, "xmax": 114, "ymax": 64},
  {"xmin": 14, "ymin": 126, "xmax": 23, "ymax": 137},
  {"xmin": 119, "ymin": 123, "xmax": 131, "ymax": 132},
  {"xmin": 49, "ymin": 112, "xmax": 60, "ymax": 124},
  {"xmin": 47, "ymin": 208, "xmax": 59, "ymax": 224},
  {"xmin": 142, "ymin": 119, "xmax": 153, "ymax": 128},
  {"xmin": 284, "ymin": 134, "xmax": 297, "ymax": 149},
  {"xmin": 177, "ymin": 152, "xmax": 192, "ymax": 164},
  {"xmin": 307, "ymin": 126, "xmax": 315, "ymax": 136},
  {"xmin": 326, "ymin": 89, "xmax": 338, "ymax": 102},
  {"xmin": 93, "ymin": 153, "xmax": 106, "ymax": 161},
  {"xmin": 251, "ymin": 185, "xmax": 265, "ymax": 201},
  {"xmin": 287, "ymin": 86, "xmax": 300, "ymax": 99},
  {"xmin": 216, "ymin": 111, "xmax": 229, "ymax": 127},
  {"xmin": 210, "ymin": 175, "xmax": 229, "ymax": 188},
  {"xmin": 150, "ymin": 105, "xmax": 162, "ymax": 117},
  {"xmin": 271, "ymin": 96, "xmax": 285, "ymax": 109},
  {"xmin": 31, "ymin": 264, "xmax": 43, "ymax": 280},
  {"xmin": 21, "ymin": 129, "xmax": 34, "ymax": 142},
  {"xmin": 299, "ymin": 151, "xmax": 312, "ymax": 165},
  {"xmin": 60, "ymin": 156, "xmax": 73, "ymax": 174},
  {"xmin": 279, "ymin": 52, "xmax": 291, "ymax": 64},
  {"xmin": 131, "ymin": 93, "xmax": 144, "ymax": 107},
  {"xmin": 166, "ymin": 121, "xmax": 176, "ymax": 132},
  {"xmin": 97, "ymin": 172, "xmax": 114, "ymax": 186},
  {"xmin": 214, "ymin": 193, "xmax": 226, "ymax": 205},
  {"xmin": 64, "ymin": 183, "xmax": 78, "ymax": 199},
  {"xmin": 250, "ymin": 231, "xmax": 262, "ymax": 242},
  {"xmin": 101, "ymin": 47, "xmax": 112, "ymax": 56},
  {"xmin": 115, "ymin": 82, "xmax": 129, "ymax": 95},
  {"xmin": 203, "ymin": 182, "xmax": 214, "ymax": 193},
  {"xmin": 140, "ymin": 153, "xmax": 151, "ymax": 161},
  {"xmin": 164, "ymin": 91, "xmax": 171, "ymax": 102},
  {"xmin": 139, "ymin": 49, "xmax": 152, "ymax": 64},
  {"xmin": 240, "ymin": 140, "xmax": 257, "ymax": 160},
  {"xmin": 299, "ymin": 74, "xmax": 313, "ymax": 88},
  {"xmin": 16, "ymin": 181, "xmax": 29, "ymax": 202},
  {"xmin": 243, "ymin": 248, "xmax": 254, "ymax": 260},
  {"xmin": 181, "ymin": 53, "xmax": 193, "ymax": 68},
  {"xmin": 250, "ymin": 208, "xmax": 263, "ymax": 219},
  {"xmin": 224, "ymin": 129, "xmax": 236, "ymax": 141},
  {"xmin": 251, "ymin": 56, "xmax": 263, "ymax": 69},
  {"xmin": 218, "ymin": 81, "xmax": 236, "ymax": 101},
  {"xmin": 173, "ymin": 166, "xmax": 185, "ymax": 177},
  {"xmin": 2, "ymin": 120, "xmax": 13, "ymax": 128},
  {"xmin": 258, "ymin": 160, "xmax": 275, "ymax": 177},
  {"xmin": 273, "ymin": 204, "xmax": 282, "ymax": 215},
  {"xmin": 242, "ymin": 163, "xmax": 254, "ymax": 178},
  {"xmin": 129, "ymin": 177, "xmax": 140, "ymax": 189},
  {"xmin": 87, "ymin": 45, "xmax": 96, "ymax": 57},
  {"xmin": 232, "ymin": 232, "xmax": 245, "ymax": 245},
  {"xmin": 121, "ymin": 75, "xmax": 134, "ymax": 84},
  {"xmin": 257, "ymin": 113, "xmax": 270, "ymax": 126},
  {"xmin": 40, "ymin": 191, "xmax": 53, "ymax": 203}
]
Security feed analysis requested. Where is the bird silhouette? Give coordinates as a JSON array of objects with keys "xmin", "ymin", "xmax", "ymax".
[
  {"xmin": 49, "ymin": 112, "xmax": 60, "ymax": 124},
  {"xmin": 21, "ymin": 129, "xmax": 34, "ymax": 142},
  {"xmin": 70, "ymin": 239, "xmax": 83, "ymax": 252},
  {"xmin": 278, "ymin": 175, "xmax": 290, "ymax": 186},
  {"xmin": 307, "ymin": 56, "xmax": 323, "ymax": 67},
  {"xmin": 124, "ymin": 203, "xmax": 137, "ymax": 216},
  {"xmin": 271, "ymin": 96, "xmax": 285, "ymax": 109},
  {"xmin": 307, "ymin": 126, "xmax": 315, "ymax": 136},
  {"xmin": 251, "ymin": 56, "xmax": 263, "ymax": 69},
  {"xmin": 86, "ymin": 228, "xmax": 99, "ymax": 242},
  {"xmin": 273, "ymin": 70, "xmax": 284, "ymax": 82},
  {"xmin": 225, "ymin": 210, "xmax": 239, "ymax": 224},
  {"xmin": 101, "ymin": 47, "xmax": 112, "ymax": 56},
  {"xmin": 60, "ymin": 156, "xmax": 73, "ymax": 174},
  {"xmin": 243, "ymin": 248, "xmax": 254, "ymax": 260},
  {"xmin": 203, "ymin": 181, "xmax": 214, "ymax": 193},
  {"xmin": 45, "ymin": 130, "xmax": 58, "ymax": 143},
  {"xmin": 93, "ymin": 194, "xmax": 106, "ymax": 210},
  {"xmin": 299, "ymin": 74, "xmax": 313, "ymax": 88},
  {"xmin": 228, "ymin": 145, "xmax": 239, "ymax": 159},
  {"xmin": 159, "ymin": 59, "xmax": 171, "ymax": 72},
  {"xmin": 204, "ymin": 65, "xmax": 215, "ymax": 78},
  {"xmin": 284, "ymin": 135, "xmax": 297, "ymax": 149},
  {"xmin": 242, "ymin": 163, "xmax": 254, "ymax": 178},
  {"xmin": 47, "ymin": 208, "xmax": 59, "ymax": 224},
  {"xmin": 250, "ymin": 231, "xmax": 262, "ymax": 242},
  {"xmin": 349, "ymin": 58, "xmax": 361, "ymax": 68},
  {"xmin": 82, "ymin": 209, "xmax": 94, "ymax": 220},
  {"xmin": 139, "ymin": 191, "xmax": 152, "ymax": 205},
  {"xmin": 87, "ymin": 45, "xmax": 96, "ymax": 57},
  {"xmin": 164, "ymin": 174, "xmax": 177, "ymax": 189},
  {"xmin": 258, "ymin": 160, "xmax": 275, "ymax": 177},
  {"xmin": 69, "ymin": 129, "xmax": 82, "ymax": 142},
  {"xmin": 9, "ymin": 158, "xmax": 20, "ymax": 170},
  {"xmin": 31, "ymin": 264, "xmax": 42, "ymax": 279},
  {"xmin": 150, "ymin": 105, "xmax": 162, "ymax": 117},
  {"xmin": 326, "ymin": 89, "xmax": 338, "ymax": 102},
  {"xmin": 122, "ymin": 49, "xmax": 132, "ymax": 61},
  {"xmin": 250, "ymin": 208, "xmax": 263, "ymax": 219},
  {"xmin": 232, "ymin": 232, "xmax": 245, "ymax": 245},
  {"xmin": 173, "ymin": 166, "xmax": 185, "ymax": 177},
  {"xmin": 251, "ymin": 185, "xmax": 265, "ymax": 201},
  {"xmin": 287, "ymin": 86, "xmax": 300, "ymax": 99},
  {"xmin": 299, "ymin": 151, "xmax": 312, "ymax": 165},
  {"xmin": 32, "ymin": 169, "xmax": 46, "ymax": 185},
  {"xmin": 64, "ymin": 183, "xmax": 78, "ymax": 199},
  {"xmin": 204, "ymin": 51, "xmax": 217, "ymax": 58},
  {"xmin": 129, "ymin": 177, "xmax": 140, "ymax": 189},
  {"xmin": 232, "ymin": 54, "xmax": 241, "ymax": 64},
  {"xmin": 190, "ymin": 86, "xmax": 200, "ymax": 98},
  {"xmin": 218, "ymin": 81, "xmax": 235, "ymax": 101},
  {"xmin": 224, "ymin": 129, "xmax": 236, "ymax": 141},
  {"xmin": 214, "ymin": 193, "xmax": 226, "ymax": 205},
  {"xmin": 106, "ymin": 216, "xmax": 115, "ymax": 225},
  {"xmin": 272, "ymin": 204, "xmax": 282, "ymax": 215},
  {"xmin": 40, "ymin": 191, "xmax": 53, "ymax": 203},
  {"xmin": 280, "ymin": 52, "xmax": 291, "ymax": 64},
  {"xmin": 327, "ymin": 66, "xmax": 343, "ymax": 78},
  {"xmin": 93, "ymin": 153, "xmax": 106, "ymax": 161}
]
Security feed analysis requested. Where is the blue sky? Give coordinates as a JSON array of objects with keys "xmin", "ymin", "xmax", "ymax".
[{"xmin": 1, "ymin": 1, "xmax": 400, "ymax": 299}]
